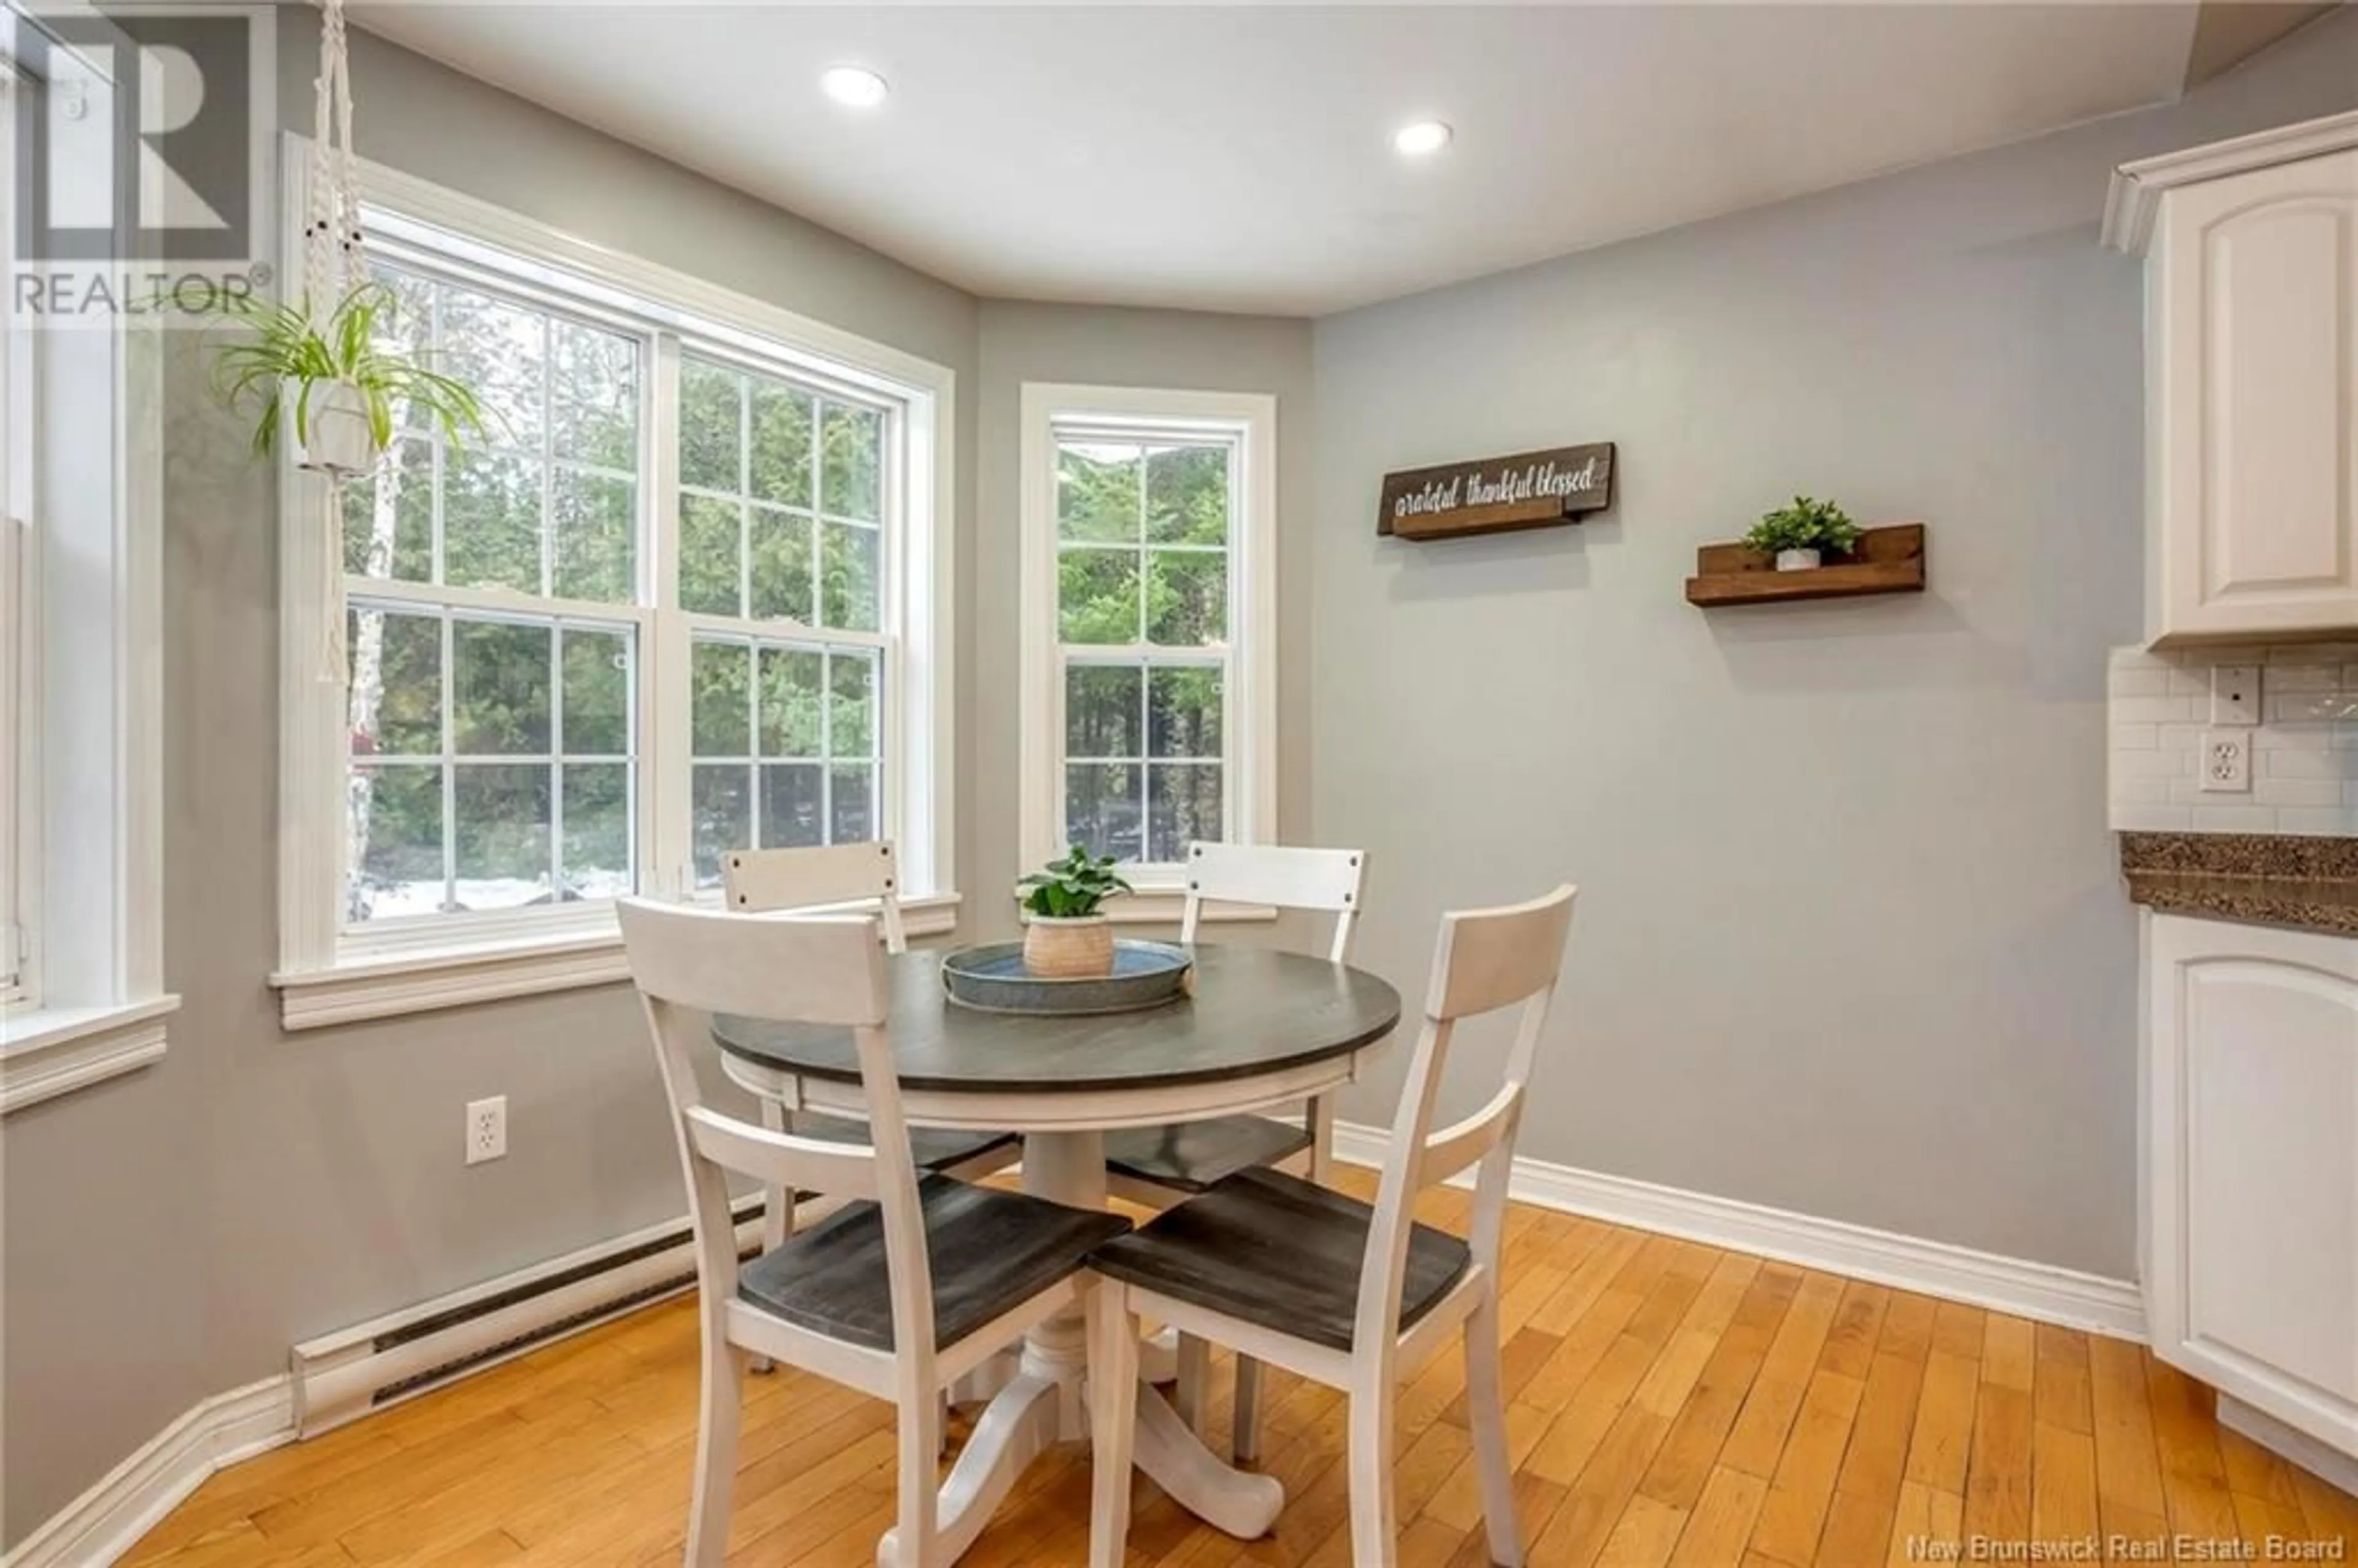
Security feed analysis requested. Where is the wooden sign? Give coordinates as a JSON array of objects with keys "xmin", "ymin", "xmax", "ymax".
[{"xmin": 1377, "ymin": 443, "xmax": 1615, "ymax": 540}]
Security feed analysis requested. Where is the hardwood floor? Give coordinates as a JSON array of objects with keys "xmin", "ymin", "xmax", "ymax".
[{"xmin": 129, "ymin": 1173, "xmax": 2358, "ymax": 1567}]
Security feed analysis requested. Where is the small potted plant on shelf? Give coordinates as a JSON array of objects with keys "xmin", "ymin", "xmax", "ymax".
[
  {"xmin": 209, "ymin": 283, "xmax": 483, "ymax": 476},
  {"xmin": 1018, "ymin": 845, "xmax": 1133, "ymax": 979},
  {"xmin": 1744, "ymin": 495, "xmax": 1862, "ymax": 572}
]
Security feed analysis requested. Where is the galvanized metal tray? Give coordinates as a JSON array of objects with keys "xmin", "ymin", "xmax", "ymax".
[{"xmin": 940, "ymin": 940, "xmax": 1194, "ymax": 1016}]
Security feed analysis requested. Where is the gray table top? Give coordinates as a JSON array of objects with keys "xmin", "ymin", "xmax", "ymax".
[{"xmin": 712, "ymin": 944, "xmax": 1403, "ymax": 1095}]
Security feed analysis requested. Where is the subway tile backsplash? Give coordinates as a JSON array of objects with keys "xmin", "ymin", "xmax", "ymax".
[{"xmin": 2108, "ymin": 645, "xmax": 2358, "ymax": 837}]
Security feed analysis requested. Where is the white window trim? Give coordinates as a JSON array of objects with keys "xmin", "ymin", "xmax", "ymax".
[
  {"xmin": 270, "ymin": 135, "xmax": 959, "ymax": 1028},
  {"xmin": 1017, "ymin": 382, "xmax": 1277, "ymax": 923},
  {"xmin": 1, "ymin": 997, "xmax": 174, "ymax": 1115},
  {"xmin": 0, "ymin": 43, "xmax": 178, "ymax": 1108},
  {"xmin": 1, "ymin": 50, "xmax": 31, "ymax": 1020}
]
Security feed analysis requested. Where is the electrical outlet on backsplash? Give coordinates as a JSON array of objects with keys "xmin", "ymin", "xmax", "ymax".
[{"xmin": 2109, "ymin": 644, "xmax": 2358, "ymax": 836}]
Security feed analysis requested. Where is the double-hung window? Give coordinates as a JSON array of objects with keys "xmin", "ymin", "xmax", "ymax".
[
  {"xmin": 276, "ymin": 151, "xmax": 954, "ymax": 1025},
  {"xmin": 340, "ymin": 265, "xmax": 648, "ymax": 926},
  {"xmin": 677, "ymin": 353, "xmax": 892, "ymax": 888},
  {"xmin": 1019, "ymin": 384, "xmax": 1275, "ymax": 906},
  {"xmin": 0, "ymin": 21, "xmax": 177, "ymax": 1110}
]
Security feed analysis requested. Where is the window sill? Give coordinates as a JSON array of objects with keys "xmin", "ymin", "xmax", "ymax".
[
  {"xmin": 271, "ymin": 893, "xmax": 963, "ymax": 1031},
  {"xmin": 1010, "ymin": 888, "xmax": 1278, "ymax": 926},
  {"xmin": 1, "ymin": 995, "xmax": 180, "ymax": 1114}
]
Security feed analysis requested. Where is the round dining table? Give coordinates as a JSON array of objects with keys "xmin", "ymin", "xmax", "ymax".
[{"xmin": 711, "ymin": 942, "xmax": 1402, "ymax": 1556}]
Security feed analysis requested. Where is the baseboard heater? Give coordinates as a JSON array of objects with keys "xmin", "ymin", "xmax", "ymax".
[{"xmin": 289, "ymin": 1197, "xmax": 766, "ymax": 1437}]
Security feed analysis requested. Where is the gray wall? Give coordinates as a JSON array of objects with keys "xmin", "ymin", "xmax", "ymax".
[
  {"xmin": 1305, "ymin": 6, "xmax": 2358, "ymax": 1281},
  {"xmin": 970, "ymin": 301, "xmax": 1318, "ymax": 942}
]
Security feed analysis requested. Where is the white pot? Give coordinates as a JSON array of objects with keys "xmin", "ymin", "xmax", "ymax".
[
  {"xmin": 1775, "ymin": 547, "xmax": 1823, "ymax": 572},
  {"xmin": 288, "ymin": 378, "xmax": 379, "ymax": 477}
]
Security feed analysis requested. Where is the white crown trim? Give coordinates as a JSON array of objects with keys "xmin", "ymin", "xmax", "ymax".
[{"xmin": 2101, "ymin": 108, "xmax": 2358, "ymax": 254}]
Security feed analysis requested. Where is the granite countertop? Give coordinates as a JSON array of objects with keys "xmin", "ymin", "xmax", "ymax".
[{"xmin": 2120, "ymin": 833, "xmax": 2358, "ymax": 939}]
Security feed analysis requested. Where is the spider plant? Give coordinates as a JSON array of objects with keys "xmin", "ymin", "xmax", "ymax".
[{"xmin": 208, "ymin": 282, "xmax": 484, "ymax": 461}]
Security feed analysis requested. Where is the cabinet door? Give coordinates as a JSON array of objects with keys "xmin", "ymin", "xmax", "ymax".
[
  {"xmin": 2152, "ymin": 146, "xmax": 2358, "ymax": 642},
  {"xmin": 2147, "ymin": 914, "xmax": 2358, "ymax": 1461}
]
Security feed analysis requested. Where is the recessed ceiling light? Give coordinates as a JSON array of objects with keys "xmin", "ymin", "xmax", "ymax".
[
  {"xmin": 1393, "ymin": 120, "xmax": 1453, "ymax": 157},
  {"xmin": 821, "ymin": 65, "xmax": 889, "ymax": 109}
]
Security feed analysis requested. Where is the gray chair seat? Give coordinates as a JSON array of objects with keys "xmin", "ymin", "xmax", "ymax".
[
  {"xmin": 1089, "ymin": 1166, "xmax": 1471, "ymax": 1353},
  {"xmin": 794, "ymin": 1112, "xmax": 1018, "ymax": 1174},
  {"xmin": 739, "ymin": 1175, "xmax": 1131, "ymax": 1352},
  {"xmin": 1102, "ymin": 1114, "xmax": 1312, "ymax": 1193}
]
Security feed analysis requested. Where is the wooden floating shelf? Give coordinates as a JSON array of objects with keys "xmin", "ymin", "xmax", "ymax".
[{"xmin": 1685, "ymin": 522, "xmax": 1928, "ymax": 608}]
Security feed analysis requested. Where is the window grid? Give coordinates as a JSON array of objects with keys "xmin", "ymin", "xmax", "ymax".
[
  {"xmin": 674, "ymin": 352, "xmax": 887, "ymax": 632},
  {"xmin": 688, "ymin": 635, "xmax": 882, "ymax": 885},
  {"xmin": 338, "ymin": 238, "xmax": 914, "ymax": 933},
  {"xmin": 675, "ymin": 350, "xmax": 895, "ymax": 890},
  {"xmin": 345, "ymin": 264, "xmax": 648, "ymax": 607},
  {"xmin": 1052, "ymin": 429, "xmax": 1238, "ymax": 866},
  {"xmin": 347, "ymin": 600, "xmax": 639, "ymax": 922}
]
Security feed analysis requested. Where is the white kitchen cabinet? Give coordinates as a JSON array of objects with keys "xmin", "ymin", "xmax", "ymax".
[
  {"xmin": 2144, "ymin": 912, "xmax": 2358, "ymax": 1478},
  {"xmin": 2104, "ymin": 112, "xmax": 2358, "ymax": 646}
]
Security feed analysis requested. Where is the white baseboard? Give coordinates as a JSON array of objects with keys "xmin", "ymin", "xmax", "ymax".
[
  {"xmin": 12, "ymin": 1194, "xmax": 766, "ymax": 1566},
  {"xmin": 2217, "ymin": 1395, "xmax": 2358, "ymax": 1499},
  {"xmin": 2, "ymin": 1375, "xmax": 294, "ymax": 1568},
  {"xmin": 1328, "ymin": 1122, "xmax": 2146, "ymax": 1341}
]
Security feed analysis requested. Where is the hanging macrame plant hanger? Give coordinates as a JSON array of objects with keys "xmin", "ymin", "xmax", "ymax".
[{"xmin": 302, "ymin": 0, "xmax": 372, "ymax": 682}]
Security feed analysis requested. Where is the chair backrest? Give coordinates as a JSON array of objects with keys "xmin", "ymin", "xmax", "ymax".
[
  {"xmin": 617, "ymin": 898, "xmax": 936, "ymax": 1363},
  {"xmin": 722, "ymin": 842, "xmax": 908, "ymax": 953},
  {"xmin": 1180, "ymin": 841, "xmax": 1368, "ymax": 962},
  {"xmin": 1351, "ymin": 883, "xmax": 1578, "ymax": 1358}
]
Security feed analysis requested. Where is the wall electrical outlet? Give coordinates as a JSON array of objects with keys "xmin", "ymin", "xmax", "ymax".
[
  {"xmin": 465, "ymin": 1096, "xmax": 507, "ymax": 1165},
  {"xmin": 2209, "ymin": 664, "xmax": 2262, "ymax": 726},
  {"xmin": 2200, "ymin": 731, "xmax": 2251, "ymax": 793}
]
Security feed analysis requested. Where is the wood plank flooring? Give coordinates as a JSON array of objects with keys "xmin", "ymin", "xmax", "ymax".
[{"xmin": 128, "ymin": 1173, "xmax": 2358, "ymax": 1567}]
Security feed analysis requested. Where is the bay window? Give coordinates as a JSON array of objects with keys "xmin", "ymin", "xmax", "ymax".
[
  {"xmin": 1019, "ymin": 384, "xmax": 1275, "ymax": 911},
  {"xmin": 275, "ymin": 147, "xmax": 954, "ymax": 1027}
]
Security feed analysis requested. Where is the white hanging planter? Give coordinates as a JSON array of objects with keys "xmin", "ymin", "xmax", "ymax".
[
  {"xmin": 1775, "ymin": 547, "xmax": 1823, "ymax": 572},
  {"xmin": 288, "ymin": 377, "xmax": 379, "ymax": 478}
]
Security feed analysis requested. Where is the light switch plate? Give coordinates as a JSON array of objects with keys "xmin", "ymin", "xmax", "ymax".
[{"xmin": 2209, "ymin": 664, "xmax": 2261, "ymax": 727}]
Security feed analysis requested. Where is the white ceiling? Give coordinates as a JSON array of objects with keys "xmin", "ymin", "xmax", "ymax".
[{"xmin": 354, "ymin": 3, "xmax": 2209, "ymax": 316}]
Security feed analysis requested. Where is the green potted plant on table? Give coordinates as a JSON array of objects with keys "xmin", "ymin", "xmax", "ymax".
[
  {"xmin": 209, "ymin": 283, "xmax": 483, "ymax": 476},
  {"xmin": 1018, "ymin": 845, "xmax": 1134, "ymax": 979},
  {"xmin": 1744, "ymin": 495, "xmax": 1862, "ymax": 573}
]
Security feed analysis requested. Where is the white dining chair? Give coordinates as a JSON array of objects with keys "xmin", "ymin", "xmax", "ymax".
[
  {"xmin": 1088, "ymin": 883, "xmax": 1578, "ymax": 1567},
  {"xmin": 1102, "ymin": 842, "xmax": 1368, "ymax": 1202},
  {"xmin": 722, "ymin": 842, "xmax": 1019, "ymax": 1252},
  {"xmin": 619, "ymin": 898, "xmax": 1133, "ymax": 1568},
  {"xmin": 1100, "ymin": 840, "xmax": 1366, "ymax": 1456}
]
